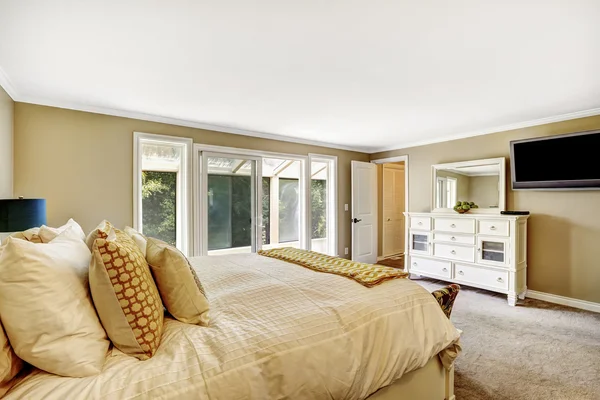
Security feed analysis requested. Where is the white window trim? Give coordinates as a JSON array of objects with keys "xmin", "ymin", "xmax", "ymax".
[
  {"xmin": 309, "ymin": 154, "xmax": 338, "ymax": 256},
  {"xmin": 133, "ymin": 132, "xmax": 192, "ymax": 255}
]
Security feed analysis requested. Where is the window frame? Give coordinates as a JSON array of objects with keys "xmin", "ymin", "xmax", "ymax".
[{"xmin": 133, "ymin": 132, "xmax": 192, "ymax": 255}]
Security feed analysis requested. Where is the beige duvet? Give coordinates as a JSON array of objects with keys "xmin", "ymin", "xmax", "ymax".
[{"xmin": 5, "ymin": 254, "xmax": 460, "ymax": 400}]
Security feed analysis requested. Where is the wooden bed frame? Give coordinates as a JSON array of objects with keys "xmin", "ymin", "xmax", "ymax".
[{"xmin": 367, "ymin": 355, "xmax": 455, "ymax": 400}]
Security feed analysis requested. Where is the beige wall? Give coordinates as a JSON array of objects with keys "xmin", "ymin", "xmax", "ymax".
[
  {"xmin": 0, "ymin": 86, "xmax": 13, "ymax": 198},
  {"xmin": 371, "ymin": 115, "xmax": 600, "ymax": 304},
  {"xmin": 13, "ymin": 103, "xmax": 369, "ymax": 258},
  {"xmin": 468, "ymin": 175, "xmax": 499, "ymax": 208}
]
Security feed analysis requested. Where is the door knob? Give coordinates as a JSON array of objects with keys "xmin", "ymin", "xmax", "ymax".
[{"xmin": 352, "ymin": 218, "xmax": 362, "ymax": 223}]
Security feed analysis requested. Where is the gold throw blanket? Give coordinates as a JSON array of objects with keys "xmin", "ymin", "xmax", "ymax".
[{"xmin": 258, "ymin": 247, "xmax": 408, "ymax": 288}]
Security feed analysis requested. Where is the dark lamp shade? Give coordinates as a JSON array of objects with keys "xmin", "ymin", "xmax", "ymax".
[{"xmin": 0, "ymin": 199, "xmax": 47, "ymax": 232}]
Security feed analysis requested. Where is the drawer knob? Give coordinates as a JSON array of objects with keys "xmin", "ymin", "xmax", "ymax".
[
  {"xmin": 412, "ymin": 262, "xmax": 417, "ymax": 266},
  {"xmin": 458, "ymin": 270, "xmax": 464, "ymax": 275},
  {"xmin": 442, "ymin": 267, "xmax": 448, "ymax": 272},
  {"xmin": 477, "ymin": 248, "xmax": 481, "ymax": 252},
  {"xmin": 490, "ymin": 226, "xmax": 497, "ymax": 230},
  {"xmin": 418, "ymin": 222, "xmax": 423, "ymax": 225},
  {"xmin": 450, "ymin": 250, "xmax": 456, "ymax": 254},
  {"xmin": 451, "ymin": 236, "xmax": 456, "ymax": 241},
  {"xmin": 450, "ymin": 224, "xmax": 456, "ymax": 228},
  {"xmin": 497, "ymin": 277, "xmax": 503, "ymax": 282}
]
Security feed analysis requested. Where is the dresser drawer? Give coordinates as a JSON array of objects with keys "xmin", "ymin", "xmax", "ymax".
[
  {"xmin": 454, "ymin": 264, "xmax": 509, "ymax": 290},
  {"xmin": 410, "ymin": 257, "xmax": 451, "ymax": 278},
  {"xmin": 434, "ymin": 232, "xmax": 475, "ymax": 245},
  {"xmin": 410, "ymin": 217, "xmax": 431, "ymax": 230},
  {"xmin": 478, "ymin": 219, "xmax": 509, "ymax": 236},
  {"xmin": 434, "ymin": 217, "xmax": 475, "ymax": 234},
  {"xmin": 433, "ymin": 243, "xmax": 475, "ymax": 263}
]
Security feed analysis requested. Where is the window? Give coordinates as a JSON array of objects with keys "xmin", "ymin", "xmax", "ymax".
[
  {"xmin": 134, "ymin": 133, "xmax": 192, "ymax": 255},
  {"xmin": 309, "ymin": 155, "xmax": 337, "ymax": 255},
  {"xmin": 436, "ymin": 177, "xmax": 457, "ymax": 209}
]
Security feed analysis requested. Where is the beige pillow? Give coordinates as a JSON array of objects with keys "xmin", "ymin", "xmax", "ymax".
[
  {"xmin": 90, "ymin": 230, "xmax": 164, "ymax": 360},
  {"xmin": 0, "ymin": 228, "xmax": 110, "ymax": 377},
  {"xmin": 85, "ymin": 220, "xmax": 116, "ymax": 250},
  {"xmin": 146, "ymin": 238, "xmax": 210, "ymax": 325},
  {"xmin": 6, "ymin": 227, "xmax": 42, "ymax": 244},
  {"xmin": 0, "ymin": 318, "xmax": 23, "ymax": 397},
  {"xmin": 124, "ymin": 226, "xmax": 147, "ymax": 257}
]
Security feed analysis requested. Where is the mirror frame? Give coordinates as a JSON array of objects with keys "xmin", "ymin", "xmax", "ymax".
[{"xmin": 431, "ymin": 157, "xmax": 506, "ymax": 214}]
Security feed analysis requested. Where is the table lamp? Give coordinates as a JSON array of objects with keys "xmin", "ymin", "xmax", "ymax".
[{"xmin": 0, "ymin": 198, "xmax": 47, "ymax": 242}]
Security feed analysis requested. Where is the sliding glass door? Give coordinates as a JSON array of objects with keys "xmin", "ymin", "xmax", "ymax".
[
  {"xmin": 194, "ymin": 147, "xmax": 336, "ymax": 257},
  {"xmin": 200, "ymin": 153, "xmax": 260, "ymax": 255}
]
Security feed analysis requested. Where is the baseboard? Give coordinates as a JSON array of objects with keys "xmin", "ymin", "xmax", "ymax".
[{"xmin": 526, "ymin": 290, "xmax": 600, "ymax": 313}]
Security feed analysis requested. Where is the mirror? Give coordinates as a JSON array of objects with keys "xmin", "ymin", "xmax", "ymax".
[{"xmin": 432, "ymin": 158, "xmax": 506, "ymax": 214}]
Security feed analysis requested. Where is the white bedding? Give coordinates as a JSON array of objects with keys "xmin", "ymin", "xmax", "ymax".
[{"xmin": 5, "ymin": 254, "xmax": 460, "ymax": 399}]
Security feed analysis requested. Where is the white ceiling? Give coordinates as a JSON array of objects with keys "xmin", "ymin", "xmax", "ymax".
[{"xmin": 1, "ymin": 0, "xmax": 599, "ymax": 153}]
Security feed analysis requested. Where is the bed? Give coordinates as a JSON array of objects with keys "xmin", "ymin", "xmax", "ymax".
[{"xmin": 5, "ymin": 253, "xmax": 460, "ymax": 399}]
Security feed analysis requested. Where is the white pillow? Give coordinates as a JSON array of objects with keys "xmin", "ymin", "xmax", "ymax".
[
  {"xmin": 124, "ymin": 226, "xmax": 147, "ymax": 257},
  {"xmin": 38, "ymin": 218, "xmax": 86, "ymax": 243},
  {"xmin": 0, "ymin": 227, "xmax": 110, "ymax": 377}
]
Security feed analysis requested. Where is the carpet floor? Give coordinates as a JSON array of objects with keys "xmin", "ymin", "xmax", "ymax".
[{"xmin": 414, "ymin": 277, "xmax": 600, "ymax": 400}]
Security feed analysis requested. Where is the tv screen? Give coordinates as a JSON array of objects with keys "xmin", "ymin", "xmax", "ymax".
[{"xmin": 510, "ymin": 130, "xmax": 600, "ymax": 190}]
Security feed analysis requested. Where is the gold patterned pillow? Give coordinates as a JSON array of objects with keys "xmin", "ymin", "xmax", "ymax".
[
  {"xmin": 89, "ymin": 229, "xmax": 164, "ymax": 360},
  {"xmin": 146, "ymin": 238, "xmax": 210, "ymax": 325}
]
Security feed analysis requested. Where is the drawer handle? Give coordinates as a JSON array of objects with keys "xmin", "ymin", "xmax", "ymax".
[
  {"xmin": 450, "ymin": 224, "xmax": 456, "ymax": 228},
  {"xmin": 442, "ymin": 267, "xmax": 448, "ymax": 272},
  {"xmin": 490, "ymin": 226, "xmax": 497, "ymax": 230},
  {"xmin": 458, "ymin": 270, "xmax": 464, "ymax": 275},
  {"xmin": 451, "ymin": 236, "xmax": 456, "ymax": 241},
  {"xmin": 450, "ymin": 250, "xmax": 456, "ymax": 255},
  {"xmin": 418, "ymin": 222, "xmax": 423, "ymax": 225},
  {"xmin": 497, "ymin": 277, "xmax": 503, "ymax": 282}
]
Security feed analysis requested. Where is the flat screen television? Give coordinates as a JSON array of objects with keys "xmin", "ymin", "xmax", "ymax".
[{"xmin": 510, "ymin": 129, "xmax": 600, "ymax": 190}]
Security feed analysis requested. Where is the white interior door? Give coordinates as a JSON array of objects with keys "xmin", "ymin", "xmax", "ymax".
[{"xmin": 351, "ymin": 161, "xmax": 377, "ymax": 263}]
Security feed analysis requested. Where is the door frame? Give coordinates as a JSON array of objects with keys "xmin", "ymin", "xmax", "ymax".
[{"xmin": 370, "ymin": 155, "xmax": 409, "ymax": 267}]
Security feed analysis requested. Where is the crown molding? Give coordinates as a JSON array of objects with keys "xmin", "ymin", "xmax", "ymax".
[
  {"xmin": 13, "ymin": 94, "xmax": 370, "ymax": 153},
  {"xmin": 4, "ymin": 78, "xmax": 600, "ymax": 155},
  {"xmin": 369, "ymin": 107, "xmax": 600, "ymax": 153}
]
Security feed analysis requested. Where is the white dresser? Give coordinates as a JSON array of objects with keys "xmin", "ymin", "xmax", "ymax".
[{"xmin": 405, "ymin": 212, "xmax": 529, "ymax": 306}]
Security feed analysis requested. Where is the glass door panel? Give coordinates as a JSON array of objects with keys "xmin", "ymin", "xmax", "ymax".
[
  {"xmin": 478, "ymin": 237, "xmax": 508, "ymax": 265},
  {"xmin": 410, "ymin": 232, "xmax": 430, "ymax": 254},
  {"xmin": 205, "ymin": 155, "xmax": 257, "ymax": 255},
  {"xmin": 261, "ymin": 158, "xmax": 303, "ymax": 251}
]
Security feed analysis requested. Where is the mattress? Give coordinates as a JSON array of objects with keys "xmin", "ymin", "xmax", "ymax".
[{"xmin": 5, "ymin": 253, "xmax": 460, "ymax": 399}]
